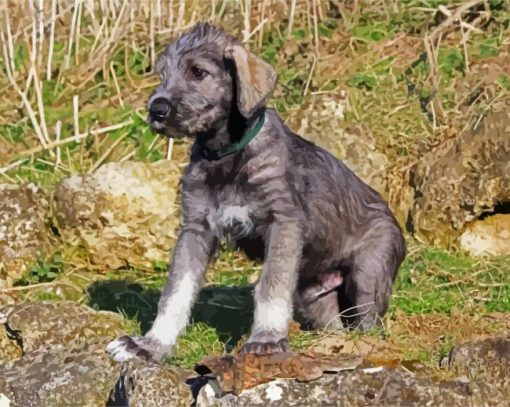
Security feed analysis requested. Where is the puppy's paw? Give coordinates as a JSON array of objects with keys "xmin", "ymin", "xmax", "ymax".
[
  {"xmin": 239, "ymin": 334, "xmax": 291, "ymax": 356},
  {"xmin": 106, "ymin": 335, "xmax": 167, "ymax": 363}
]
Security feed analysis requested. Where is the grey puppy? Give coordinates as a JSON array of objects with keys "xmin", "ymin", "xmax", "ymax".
[{"xmin": 106, "ymin": 23, "xmax": 406, "ymax": 362}]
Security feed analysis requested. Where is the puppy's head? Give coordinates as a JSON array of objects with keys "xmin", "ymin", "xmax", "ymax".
[{"xmin": 147, "ymin": 23, "xmax": 277, "ymax": 138}]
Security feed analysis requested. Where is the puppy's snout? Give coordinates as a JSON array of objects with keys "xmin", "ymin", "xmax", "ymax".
[{"xmin": 149, "ymin": 97, "xmax": 171, "ymax": 122}]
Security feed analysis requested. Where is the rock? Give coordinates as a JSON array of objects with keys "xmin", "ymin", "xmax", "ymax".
[
  {"xmin": 0, "ymin": 343, "xmax": 120, "ymax": 407},
  {"xmin": 0, "ymin": 301, "xmax": 126, "ymax": 362},
  {"xmin": 0, "ymin": 183, "xmax": 53, "ymax": 288},
  {"xmin": 287, "ymin": 94, "xmax": 389, "ymax": 197},
  {"xmin": 0, "ymin": 325, "xmax": 21, "ymax": 363},
  {"xmin": 109, "ymin": 361, "xmax": 194, "ymax": 406},
  {"xmin": 54, "ymin": 160, "xmax": 182, "ymax": 269},
  {"xmin": 0, "ymin": 302, "xmax": 127, "ymax": 406},
  {"xmin": 197, "ymin": 366, "xmax": 509, "ymax": 406},
  {"xmin": 1, "ymin": 302, "xmax": 509, "ymax": 406},
  {"xmin": 0, "ymin": 301, "xmax": 194, "ymax": 406},
  {"xmin": 459, "ymin": 214, "xmax": 510, "ymax": 256},
  {"xmin": 0, "ymin": 345, "xmax": 194, "ymax": 407},
  {"xmin": 411, "ymin": 106, "xmax": 510, "ymax": 247},
  {"xmin": 444, "ymin": 336, "xmax": 510, "ymax": 380}
]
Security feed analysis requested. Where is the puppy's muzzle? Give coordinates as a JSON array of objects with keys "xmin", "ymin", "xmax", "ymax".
[{"xmin": 149, "ymin": 97, "xmax": 171, "ymax": 123}]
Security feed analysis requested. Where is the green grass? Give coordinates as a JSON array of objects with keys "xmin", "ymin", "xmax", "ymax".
[
  {"xmin": 16, "ymin": 252, "xmax": 65, "ymax": 286},
  {"xmin": 0, "ymin": 122, "xmax": 28, "ymax": 144},
  {"xmin": 391, "ymin": 245, "xmax": 510, "ymax": 315},
  {"xmin": 207, "ymin": 246, "xmax": 261, "ymax": 287},
  {"xmin": 167, "ymin": 323, "xmax": 224, "ymax": 368}
]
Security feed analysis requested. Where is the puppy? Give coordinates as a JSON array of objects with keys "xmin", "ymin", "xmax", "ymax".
[{"xmin": 106, "ymin": 23, "xmax": 406, "ymax": 362}]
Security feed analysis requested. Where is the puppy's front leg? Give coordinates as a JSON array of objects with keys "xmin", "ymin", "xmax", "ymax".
[
  {"xmin": 240, "ymin": 221, "xmax": 302, "ymax": 354},
  {"xmin": 107, "ymin": 228, "xmax": 216, "ymax": 362}
]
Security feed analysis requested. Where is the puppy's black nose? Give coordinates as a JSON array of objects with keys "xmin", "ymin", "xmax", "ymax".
[{"xmin": 149, "ymin": 98, "xmax": 171, "ymax": 122}]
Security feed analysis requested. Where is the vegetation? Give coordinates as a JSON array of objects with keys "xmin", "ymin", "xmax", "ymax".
[{"xmin": 1, "ymin": 0, "xmax": 509, "ymax": 369}]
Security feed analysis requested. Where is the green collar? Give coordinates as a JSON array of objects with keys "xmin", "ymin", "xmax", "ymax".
[{"xmin": 198, "ymin": 112, "xmax": 265, "ymax": 161}]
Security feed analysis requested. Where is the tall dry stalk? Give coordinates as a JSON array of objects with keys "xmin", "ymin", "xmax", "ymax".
[
  {"xmin": 47, "ymin": 0, "xmax": 57, "ymax": 80},
  {"xmin": 64, "ymin": 0, "xmax": 81, "ymax": 69}
]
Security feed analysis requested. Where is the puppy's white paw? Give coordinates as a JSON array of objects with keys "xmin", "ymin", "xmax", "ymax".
[{"xmin": 106, "ymin": 335, "xmax": 167, "ymax": 362}]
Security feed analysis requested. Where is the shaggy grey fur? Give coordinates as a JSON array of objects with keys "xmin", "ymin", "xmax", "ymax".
[{"xmin": 106, "ymin": 23, "xmax": 406, "ymax": 362}]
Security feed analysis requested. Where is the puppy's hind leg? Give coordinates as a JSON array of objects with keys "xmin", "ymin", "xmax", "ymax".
[
  {"xmin": 296, "ymin": 270, "xmax": 346, "ymax": 330},
  {"xmin": 297, "ymin": 287, "xmax": 344, "ymax": 331},
  {"xmin": 342, "ymin": 223, "xmax": 405, "ymax": 331}
]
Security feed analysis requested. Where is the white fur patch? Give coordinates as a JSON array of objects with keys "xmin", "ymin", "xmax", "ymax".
[
  {"xmin": 105, "ymin": 338, "xmax": 124, "ymax": 352},
  {"xmin": 106, "ymin": 338, "xmax": 138, "ymax": 362},
  {"xmin": 146, "ymin": 273, "xmax": 196, "ymax": 347},
  {"xmin": 207, "ymin": 205, "xmax": 253, "ymax": 241},
  {"xmin": 113, "ymin": 349, "xmax": 134, "ymax": 362},
  {"xmin": 253, "ymin": 297, "xmax": 290, "ymax": 332}
]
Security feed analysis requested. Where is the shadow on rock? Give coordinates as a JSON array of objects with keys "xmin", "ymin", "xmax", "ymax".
[{"xmin": 87, "ymin": 280, "xmax": 254, "ymax": 348}]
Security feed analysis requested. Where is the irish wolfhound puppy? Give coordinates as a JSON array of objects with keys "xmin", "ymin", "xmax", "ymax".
[{"xmin": 107, "ymin": 23, "xmax": 406, "ymax": 362}]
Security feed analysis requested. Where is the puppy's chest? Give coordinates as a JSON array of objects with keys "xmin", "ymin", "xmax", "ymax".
[
  {"xmin": 207, "ymin": 201, "xmax": 254, "ymax": 244},
  {"xmin": 195, "ymin": 162, "xmax": 263, "ymax": 244}
]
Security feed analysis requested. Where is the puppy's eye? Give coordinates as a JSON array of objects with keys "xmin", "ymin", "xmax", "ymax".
[{"xmin": 191, "ymin": 66, "xmax": 208, "ymax": 79}]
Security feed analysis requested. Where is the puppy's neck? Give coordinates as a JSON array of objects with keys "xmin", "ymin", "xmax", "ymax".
[
  {"xmin": 196, "ymin": 109, "xmax": 247, "ymax": 152},
  {"xmin": 197, "ymin": 120, "xmax": 246, "ymax": 151}
]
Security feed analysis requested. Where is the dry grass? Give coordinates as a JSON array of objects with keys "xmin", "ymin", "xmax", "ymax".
[
  {"xmin": 0, "ymin": 0, "xmax": 333, "ymax": 175},
  {"xmin": 1, "ymin": 1, "xmax": 507, "ymax": 183}
]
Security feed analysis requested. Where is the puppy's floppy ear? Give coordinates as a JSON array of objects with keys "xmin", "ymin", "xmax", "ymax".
[{"xmin": 224, "ymin": 44, "xmax": 277, "ymax": 119}]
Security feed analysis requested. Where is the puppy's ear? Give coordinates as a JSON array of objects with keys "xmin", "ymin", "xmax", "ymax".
[{"xmin": 224, "ymin": 44, "xmax": 277, "ymax": 118}]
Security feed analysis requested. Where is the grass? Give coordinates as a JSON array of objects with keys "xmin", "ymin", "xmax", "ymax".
[
  {"xmin": 1, "ymin": 0, "xmax": 510, "ymax": 371},
  {"xmin": 168, "ymin": 323, "xmax": 224, "ymax": 367},
  {"xmin": 10, "ymin": 239, "xmax": 509, "ymax": 368},
  {"xmin": 393, "ymin": 243, "xmax": 510, "ymax": 314}
]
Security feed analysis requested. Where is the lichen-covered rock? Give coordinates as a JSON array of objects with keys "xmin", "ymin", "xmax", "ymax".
[
  {"xmin": 109, "ymin": 361, "xmax": 194, "ymax": 406},
  {"xmin": 0, "ymin": 183, "xmax": 53, "ymax": 288},
  {"xmin": 0, "ymin": 301, "xmax": 126, "ymax": 362},
  {"xmin": 198, "ymin": 367, "xmax": 509, "ymax": 406},
  {"xmin": 411, "ymin": 106, "xmax": 510, "ymax": 247},
  {"xmin": 0, "ymin": 325, "xmax": 21, "ymax": 363},
  {"xmin": 287, "ymin": 94, "xmax": 389, "ymax": 197},
  {"xmin": 0, "ymin": 342, "xmax": 119, "ymax": 407},
  {"xmin": 0, "ymin": 301, "xmax": 194, "ymax": 406},
  {"xmin": 444, "ymin": 336, "xmax": 510, "ymax": 381},
  {"xmin": 459, "ymin": 214, "xmax": 510, "ymax": 256},
  {"xmin": 54, "ymin": 160, "xmax": 182, "ymax": 269}
]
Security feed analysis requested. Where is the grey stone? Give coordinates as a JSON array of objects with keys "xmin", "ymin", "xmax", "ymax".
[
  {"xmin": 54, "ymin": 160, "xmax": 182, "ymax": 269},
  {"xmin": 197, "ymin": 367, "xmax": 509, "ymax": 407},
  {"xmin": 411, "ymin": 106, "xmax": 510, "ymax": 248},
  {"xmin": 0, "ymin": 183, "xmax": 53, "ymax": 288},
  {"xmin": 0, "ymin": 342, "xmax": 120, "ymax": 407},
  {"xmin": 0, "ymin": 301, "xmax": 126, "ymax": 362},
  {"xmin": 446, "ymin": 336, "xmax": 510, "ymax": 381},
  {"xmin": 110, "ymin": 361, "xmax": 194, "ymax": 407}
]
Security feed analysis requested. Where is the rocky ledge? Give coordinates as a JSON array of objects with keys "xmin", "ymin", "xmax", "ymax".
[{"xmin": 0, "ymin": 302, "xmax": 508, "ymax": 406}]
